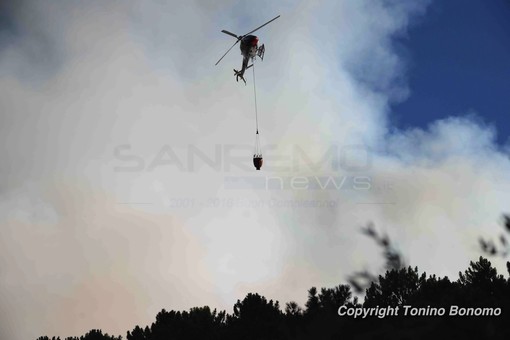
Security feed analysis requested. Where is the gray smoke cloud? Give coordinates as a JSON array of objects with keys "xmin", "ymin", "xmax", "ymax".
[{"xmin": 1, "ymin": 1, "xmax": 509, "ymax": 339}]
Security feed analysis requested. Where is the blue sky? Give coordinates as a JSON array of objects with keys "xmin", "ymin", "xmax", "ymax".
[{"xmin": 391, "ymin": 0, "xmax": 510, "ymax": 145}]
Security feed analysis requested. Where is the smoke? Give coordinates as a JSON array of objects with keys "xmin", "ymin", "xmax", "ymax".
[{"xmin": 1, "ymin": 1, "xmax": 509, "ymax": 339}]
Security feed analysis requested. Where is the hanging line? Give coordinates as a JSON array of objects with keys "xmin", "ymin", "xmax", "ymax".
[
  {"xmin": 254, "ymin": 131, "xmax": 261, "ymax": 156},
  {"xmin": 252, "ymin": 60, "xmax": 259, "ymax": 134}
]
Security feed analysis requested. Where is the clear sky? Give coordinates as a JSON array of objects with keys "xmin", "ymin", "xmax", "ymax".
[
  {"xmin": 390, "ymin": 0, "xmax": 510, "ymax": 145},
  {"xmin": 0, "ymin": 1, "xmax": 509, "ymax": 340}
]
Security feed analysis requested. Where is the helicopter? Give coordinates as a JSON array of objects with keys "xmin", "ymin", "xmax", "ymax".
[{"xmin": 215, "ymin": 15, "xmax": 280, "ymax": 84}]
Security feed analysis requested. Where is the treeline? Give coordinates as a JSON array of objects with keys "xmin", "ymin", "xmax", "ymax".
[{"xmin": 37, "ymin": 256, "xmax": 510, "ymax": 340}]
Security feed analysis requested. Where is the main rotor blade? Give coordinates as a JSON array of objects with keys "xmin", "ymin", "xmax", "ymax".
[
  {"xmin": 243, "ymin": 15, "xmax": 280, "ymax": 36},
  {"xmin": 221, "ymin": 30, "xmax": 240, "ymax": 39},
  {"xmin": 215, "ymin": 40, "xmax": 240, "ymax": 66}
]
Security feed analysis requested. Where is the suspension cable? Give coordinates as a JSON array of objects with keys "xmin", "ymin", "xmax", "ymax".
[{"xmin": 252, "ymin": 61, "xmax": 259, "ymax": 134}]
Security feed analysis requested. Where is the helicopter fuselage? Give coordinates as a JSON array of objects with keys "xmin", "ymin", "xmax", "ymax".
[
  {"xmin": 234, "ymin": 35, "xmax": 259, "ymax": 83},
  {"xmin": 240, "ymin": 35, "xmax": 259, "ymax": 58}
]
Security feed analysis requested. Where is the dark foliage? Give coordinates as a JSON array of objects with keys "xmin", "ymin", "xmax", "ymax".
[
  {"xmin": 38, "ymin": 256, "xmax": 510, "ymax": 340},
  {"xmin": 39, "ymin": 216, "xmax": 510, "ymax": 339},
  {"xmin": 37, "ymin": 329, "xmax": 122, "ymax": 340},
  {"xmin": 348, "ymin": 222, "xmax": 406, "ymax": 293},
  {"xmin": 479, "ymin": 214, "xmax": 510, "ymax": 257}
]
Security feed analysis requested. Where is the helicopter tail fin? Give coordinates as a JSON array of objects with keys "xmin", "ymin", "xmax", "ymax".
[{"xmin": 234, "ymin": 69, "xmax": 247, "ymax": 85}]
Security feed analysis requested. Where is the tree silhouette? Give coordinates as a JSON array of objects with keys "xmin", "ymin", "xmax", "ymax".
[
  {"xmin": 284, "ymin": 301, "xmax": 303, "ymax": 317},
  {"xmin": 229, "ymin": 293, "xmax": 283, "ymax": 340},
  {"xmin": 304, "ymin": 287, "xmax": 320, "ymax": 317},
  {"xmin": 318, "ymin": 284, "xmax": 352, "ymax": 313},
  {"xmin": 406, "ymin": 274, "xmax": 459, "ymax": 307},
  {"xmin": 37, "ymin": 214, "xmax": 510, "ymax": 340},
  {"xmin": 37, "ymin": 256, "xmax": 510, "ymax": 340},
  {"xmin": 139, "ymin": 306, "xmax": 227, "ymax": 340},
  {"xmin": 458, "ymin": 256, "xmax": 508, "ymax": 307},
  {"xmin": 282, "ymin": 301, "xmax": 304, "ymax": 339},
  {"xmin": 38, "ymin": 329, "xmax": 122, "ymax": 340},
  {"xmin": 364, "ymin": 266, "xmax": 425, "ymax": 308},
  {"xmin": 126, "ymin": 325, "xmax": 147, "ymax": 340}
]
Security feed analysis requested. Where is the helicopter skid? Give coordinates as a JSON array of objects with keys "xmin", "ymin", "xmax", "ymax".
[{"xmin": 257, "ymin": 44, "xmax": 265, "ymax": 60}]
